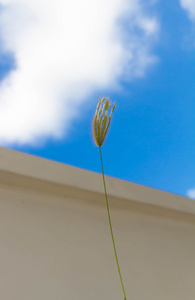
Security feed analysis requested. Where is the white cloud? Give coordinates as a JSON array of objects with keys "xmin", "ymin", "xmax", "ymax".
[
  {"xmin": 186, "ymin": 188, "xmax": 195, "ymax": 199},
  {"xmin": 180, "ymin": 0, "xmax": 195, "ymax": 20},
  {"xmin": 0, "ymin": 0, "xmax": 159, "ymax": 146}
]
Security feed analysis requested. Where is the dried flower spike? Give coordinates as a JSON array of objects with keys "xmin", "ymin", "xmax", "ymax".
[{"xmin": 93, "ymin": 97, "xmax": 115, "ymax": 147}]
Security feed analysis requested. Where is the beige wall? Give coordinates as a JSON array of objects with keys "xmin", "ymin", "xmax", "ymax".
[{"xmin": 0, "ymin": 147, "xmax": 195, "ymax": 300}]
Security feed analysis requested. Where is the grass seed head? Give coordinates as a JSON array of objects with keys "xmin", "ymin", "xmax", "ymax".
[{"xmin": 93, "ymin": 97, "xmax": 115, "ymax": 147}]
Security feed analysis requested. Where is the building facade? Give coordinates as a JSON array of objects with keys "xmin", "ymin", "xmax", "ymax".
[{"xmin": 0, "ymin": 147, "xmax": 194, "ymax": 300}]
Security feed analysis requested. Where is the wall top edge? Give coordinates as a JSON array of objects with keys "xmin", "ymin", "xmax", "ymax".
[{"xmin": 0, "ymin": 147, "xmax": 195, "ymax": 216}]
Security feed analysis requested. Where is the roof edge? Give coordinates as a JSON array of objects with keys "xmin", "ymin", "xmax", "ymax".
[{"xmin": 0, "ymin": 147, "xmax": 195, "ymax": 216}]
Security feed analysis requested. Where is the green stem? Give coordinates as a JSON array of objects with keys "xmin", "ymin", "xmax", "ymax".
[{"xmin": 99, "ymin": 147, "xmax": 127, "ymax": 300}]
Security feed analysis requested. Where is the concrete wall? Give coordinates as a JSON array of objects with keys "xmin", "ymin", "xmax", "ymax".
[{"xmin": 0, "ymin": 147, "xmax": 194, "ymax": 300}]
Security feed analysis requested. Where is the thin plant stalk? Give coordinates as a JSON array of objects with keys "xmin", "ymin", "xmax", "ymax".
[
  {"xmin": 99, "ymin": 146, "xmax": 127, "ymax": 300},
  {"xmin": 93, "ymin": 97, "xmax": 127, "ymax": 299}
]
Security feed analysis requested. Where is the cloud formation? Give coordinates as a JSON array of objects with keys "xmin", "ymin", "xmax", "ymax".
[
  {"xmin": 180, "ymin": 0, "xmax": 195, "ymax": 20},
  {"xmin": 186, "ymin": 188, "xmax": 195, "ymax": 199},
  {"xmin": 0, "ymin": 0, "xmax": 159, "ymax": 146}
]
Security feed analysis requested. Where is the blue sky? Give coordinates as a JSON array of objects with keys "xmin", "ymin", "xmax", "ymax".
[{"xmin": 0, "ymin": 0, "xmax": 195, "ymax": 198}]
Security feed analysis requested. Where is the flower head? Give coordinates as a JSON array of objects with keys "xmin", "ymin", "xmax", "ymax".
[{"xmin": 93, "ymin": 97, "xmax": 115, "ymax": 147}]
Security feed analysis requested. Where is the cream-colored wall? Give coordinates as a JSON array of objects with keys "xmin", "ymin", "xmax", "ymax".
[{"xmin": 0, "ymin": 147, "xmax": 195, "ymax": 300}]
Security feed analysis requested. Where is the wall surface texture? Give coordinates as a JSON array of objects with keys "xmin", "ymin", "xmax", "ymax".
[{"xmin": 0, "ymin": 147, "xmax": 194, "ymax": 300}]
